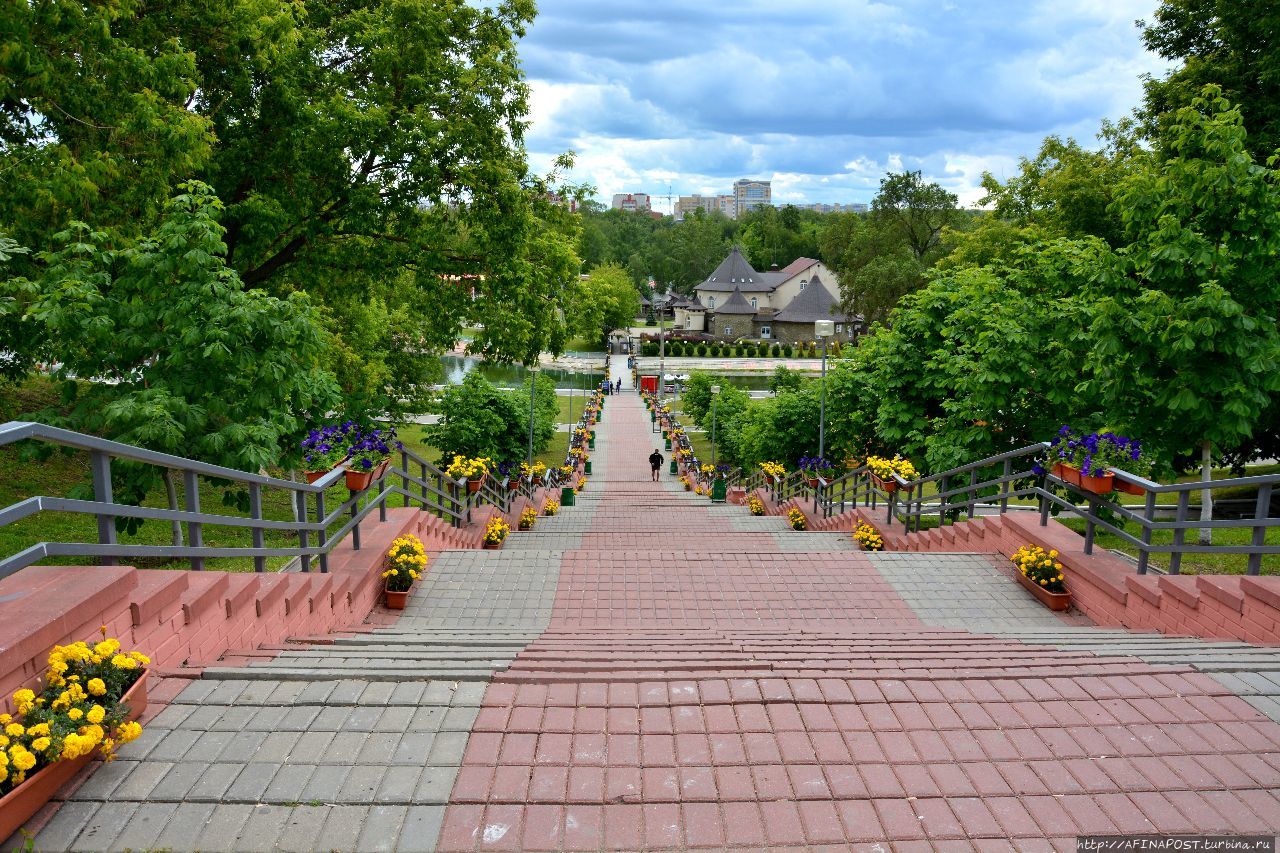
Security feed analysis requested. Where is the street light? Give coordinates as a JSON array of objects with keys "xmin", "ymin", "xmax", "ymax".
[
  {"xmin": 814, "ymin": 320, "xmax": 835, "ymax": 459},
  {"xmin": 711, "ymin": 384, "xmax": 721, "ymax": 467},
  {"xmin": 527, "ymin": 364, "xmax": 537, "ymax": 465}
]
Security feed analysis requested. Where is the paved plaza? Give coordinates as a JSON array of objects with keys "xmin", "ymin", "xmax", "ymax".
[{"xmin": 8, "ymin": 392, "xmax": 1280, "ymax": 850}]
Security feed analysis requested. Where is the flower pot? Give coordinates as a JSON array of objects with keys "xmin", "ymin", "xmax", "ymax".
[
  {"xmin": 467, "ymin": 477, "xmax": 484, "ymax": 494},
  {"xmin": 871, "ymin": 474, "xmax": 899, "ymax": 493},
  {"xmin": 1077, "ymin": 471, "xmax": 1115, "ymax": 495},
  {"xmin": 120, "ymin": 669, "xmax": 149, "ymax": 723},
  {"xmin": 1058, "ymin": 464, "xmax": 1082, "ymax": 487},
  {"xmin": 304, "ymin": 469, "xmax": 332, "ymax": 484},
  {"xmin": 505, "ymin": 478, "xmax": 520, "ymax": 491},
  {"xmin": 1016, "ymin": 571, "xmax": 1072, "ymax": 611},
  {"xmin": 482, "ymin": 540, "xmax": 503, "ymax": 550},
  {"xmin": 344, "ymin": 458, "xmax": 390, "ymax": 491},
  {"xmin": 1115, "ymin": 478, "xmax": 1145, "ymax": 496},
  {"xmin": 0, "ymin": 752, "xmax": 93, "ymax": 842},
  {"xmin": 0, "ymin": 669, "xmax": 148, "ymax": 841},
  {"xmin": 385, "ymin": 587, "xmax": 409, "ymax": 610},
  {"xmin": 807, "ymin": 476, "xmax": 819, "ymax": 489}
]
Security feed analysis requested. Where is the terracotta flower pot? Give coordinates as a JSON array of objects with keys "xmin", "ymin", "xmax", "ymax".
[
  {"xmin": 467, "ymin": 477, "xmax": 484, "ymax": 494},
  {"xmin": 0, "ymin": 669, "xmax": 149, "ymax": 840},
  {"xmin": 344, "ymin": 458, "xmax": 390, "ymax": 491},
  {"xmin": 304, "ymin": 469, "xmax": 332, "ymax": 484},
  {"xmin": 1115, "ymin": 478, "xmax": 1145, "ymax": 496},
  {"xmin": 1077, "ymin": 471, "xmax": 1115, "ymax": 495},
  {"xmin": 482, "ymin": 540, "xmax": 502, "ymax": 549},
  {"xmin": 871, "ymin": 474, "xmax": 899, "ymax": 493},
  {"xmin": 807, "ymin": 476, "xmax": 819, "ymax": 489},
  {"xmin": 1016, "ymin": 571, "xmax": 1072, "ymax": 611},
  {"xmin": 385, "ymin": 587, "xmax": 409, "ymax": 610},
  {"xmin": 1058, "ymin": 464, "xmax": 1082, "ymax": 486},
  {"xmin": 518, "ymin": 523, "xmax": 532, "ymax": 531}
]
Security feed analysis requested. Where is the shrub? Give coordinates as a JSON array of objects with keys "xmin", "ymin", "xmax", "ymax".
[
  {"xmin": 695, "ymin": 343, "xmax": 707, "ymax": 357},
  {"xmin": 782, "ymin": 344, "xmax": 793, "ymax": 357},
  {"xmin": 641, "ymin": 341, "xmax": 659, "ymax": 357}
]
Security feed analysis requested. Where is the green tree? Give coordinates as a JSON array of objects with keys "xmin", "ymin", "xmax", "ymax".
[
  {"xmin": 1139, "ymin": 0, "xmax": 1280, "ymax": 162},
  {"xmin": 1083, "ymin": 87, "xmax": 1280, "ymax": 541},
  {"xmin": 769, "ymin": 366, "xmax": 804, "ymax": 395},
  {"xmin": 569, "ymin": 262, "xmax": 642, "ymax": 347},
  {"xmin": 3, "ymin": 182, "xmax": 339, "ymax": 523}
]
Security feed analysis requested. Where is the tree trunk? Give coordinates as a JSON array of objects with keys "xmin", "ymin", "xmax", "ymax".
[
  {"xmin": 1197, "ymin": 439, "xmax": 1213, "ymax": 546},
  {"xmin": 163, "ymin": 469, "xmax": 184, "ymax": 547}
]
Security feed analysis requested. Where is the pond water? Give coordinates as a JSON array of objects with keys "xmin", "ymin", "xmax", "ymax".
[{"xmin": 439, "ymin": 355, "xmax": 605, "ymax": 390}]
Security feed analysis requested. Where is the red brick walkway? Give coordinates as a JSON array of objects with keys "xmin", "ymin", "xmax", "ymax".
[{"xmin": 435, "ymin": 394, "xmax": 1280, "ymax": 850}]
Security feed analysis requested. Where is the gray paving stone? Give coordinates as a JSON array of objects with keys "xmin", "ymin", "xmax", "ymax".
[
  {"xmin": 320, "ymin": 804, "xmax": 367, "ymax": 851},
  {"xmin": 359, "ymin": 682, "xmax": 396, "ymax": 705},
  {"xmin": 397, "ymin": 805, "xmax": 447, "ymax": 852},
  {"xmin": 389, "ymin": 681, "xmax": 427, "ymax": 705},
  {"xmin": 263, "ymin": 763, "xmax": 317, "ymax": 803},
  {"xmin": 154, "ymin": 760, "xmax": 212, "ymax": 801},
  {"xmin": 251, "ymin": 730, "xmax": 302, "ymax": 763},
  {"xmin": 278, "ymin": 804, "xmax": 330, "ymax": 853},
  {"xmin": 190, "ymin": 760, "xmax": 246, "ymax": 802},
  {"xmin": 338, "ymin": 764, "xmax": 386, "ymax": 804},
  {"xmin": 296, "ymin": 680, "xmax": 338, "ymax": 704},
  {"xmin": 294, "ymin": 729, "xmax": 338, "ymax": 759},
  {"xmin": 153, "ymin": 801, "xmax": 217, "ymax": 849},
  {"xmin": 225, "ymin": 762, "xmax": 278, "ymax": 801},
  {"xmin": 148, "ymin": 728, "xmax": 202, "ymax": 762},
  {"xmin": 68, "ymin": 756, "xmax": 137, "ymax": 801},
  {"xmin": 237, "ymin": 803, "xmax": 294, "ymax": 852},
  {"xmin": 204, "ymin": 679, "xmax": 252, "ymax": 705},
  {"xmin": 185, "ymin": 729, "xmax": 237, "ymax": 762},
  {"xmin": 24, "ymin": 800, "xmax": 101, "ymax": 851},
  {"xmin": 210, "ymin": 705, "xmax": 258, "ymax": 731},
  {"xmin": 68, "ymin": 801, "xmax": 136, "ymax": 852},
  {"xmin": 107, "ymin": 759, "xmax": 173, "ymax": 801},
  {"xmin": 414, "ymin": 766, "xmax": 459, "ymax": 803},
  {"xmin": 147, "ymin": 703, "xmax": 196, "ymax": 729},
  {"xmin": 327, "ymin": 731, "xmax": 370, "ymax": 762},
  {"xmin": 105, "ymin": 800, "xmax": 176, "ymax": 851},
  {"xmin": 377, "ymin": 765, "xmax": 424, "ymax": 802},
  {"xmin": 392, "ymin": 732, "xmax": 437, "ymax": 765},
  {"xmin": 194, "ymin": 803, "xmax": 255, "ymax": 852},
  {"xmin": 356, "ymin": 804, "xmax": 408, "ymax": 852},
  {"xmin": 426, "ymin": 730, "xmax": 469, "ymax": 765},
  {"xmin": 374, "ymin": 705, "xmax": 416, "ymax": 732},
  {"xmin": 326, "ymin": 680, "xmax": 368, "ymax": 705},
  {"xmin": 173, "ymin": 679, "xmax": 221, "ymax": 703},
  {"xmin": 356, "ymin": 732, "xmax": 399, "ymax": 764},
  {"xmin": 218, "ymin": 728, "xmax": 269, "ymax": 762},
  {"xmin": 267, "ymin": 680, "xmax": 307, "ymax": 705}
]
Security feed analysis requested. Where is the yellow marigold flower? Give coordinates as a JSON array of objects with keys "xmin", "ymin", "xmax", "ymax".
[
  {"xmin": 87, "ymin": 705, "xmax": 106, "ymax": 725},
  {"xmin": 4, "ymin": 723, "xmax": 24, "ymax": 737},
  {"xmin": 0, "ymin": 736, "xmax": 7, "ymax": 750},
  {"xmin": 131, "ymin": 652, "xmax": 150, "ymax": 665},
  {"xmin": 0, "ymin": 714, "xmax": 9, "ymax": 725},
  {"xmin": 67, "ymin": 708, "xmax": 83, "ymax": 721},
  {"xmin": 0, "ymin": 767, "xmax": 7, "ymax": 783},
  {"xmin": 116, "ymin": 721, "xmax": 142, "ymax": 743},
  {"xmin": 112, "ymin": 655, "xmax": 138, "ymax": 670},
  {"xmin": 11, "ymin": 748, "xmax": 35, "ymax": 771},
  {"xmin": 87, "ymin": 678, "xmax": 107, "ymax": 696},
  {"xmin": 12, "ymin": 689, "xmax": 35, "ymax": 706},
  {"xmin": 26, "ymin": 723, "xmax": 49, "ymax": 737},
  {"xmin": 31, "ymin": 737, "xmax": 51, "ymax": 752}
]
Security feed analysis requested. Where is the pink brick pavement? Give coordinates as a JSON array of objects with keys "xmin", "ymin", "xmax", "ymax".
[{"xmin": 436, "ymin": 392, "xmax": 1280, "ymax": 849}]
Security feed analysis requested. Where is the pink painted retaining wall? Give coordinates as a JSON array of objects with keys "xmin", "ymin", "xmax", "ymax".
[
  {"xmin": 0, "ymin": 502, "xmax": 513, "ymax": 713},
  {"xmin": 798, "ymin": 498, "xmax": 1280, "ymax": 646}
]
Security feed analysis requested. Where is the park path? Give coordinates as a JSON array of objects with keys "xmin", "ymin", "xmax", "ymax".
[{"xmin": 11, "ymin": 391, "xmax": 1280, "ymax": 850}]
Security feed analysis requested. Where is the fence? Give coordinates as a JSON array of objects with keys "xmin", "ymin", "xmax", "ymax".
[
  {"xmin": 0, "ymin": 421, "xmax": 480, "ymax": 580},
  {"xmin": 809, "ymin": 443, "xmax": 1279, "ymax": 575}
]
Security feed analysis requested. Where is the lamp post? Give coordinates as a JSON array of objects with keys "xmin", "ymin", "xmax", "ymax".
[
  {"xmin": 814, "ymin": 320, "xmax": 834, "ymax": 460},
  {"xmin": 711, "ymin": 385, "xmax": 720, "ymax": 467},
  {"xmin": 527, "ymin": 364, "xmax": 537, "ymax": 466},
  {"xmin": 657, "ymin": 301, "xmax": 665, "ymax": 401}
]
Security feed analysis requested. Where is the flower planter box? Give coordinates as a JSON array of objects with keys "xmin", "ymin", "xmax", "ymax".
[
  {"xmin": 304, "ymin": 469, "xmax": 333, "ymax": 484},
  {"xmin": 1078, "ymin": 471, "xmax": 1115, "ymax": 494},
  {"xmin": 1114, "ymin": 477, "xmax": 1145, "ymax": 496},
  {"xmin": 1055, "ymin": 463, "xmax": 1081, "ymax": 487},
  {"xmin": 385, "ymin": 587, "xmax": 409, "ymax": 610},
  {"xmin": 482, "ymin": 540, "xmax": 503, "ymax": 549},
  {"xmin": 0, "ymin": 670, "xmax": 148, "ymax": 841},
  {"xmin": 1016, "ymin": 571, "xmax": 1072, "ymax": 611},
  {"xmin": 518, "ymin": 523, "xmax": 532, "ymax": 531},
  {"xmin": 467, "ymin": 476, "xmax": 485, "ymax": 494},
  {"xmin": 806, "ymin": 476, "xmax": 820, "ymax": 489},
  {"xmin": 344, "ymin": 458, "xmax": 390, "ymax": 492},
  {"xmin": 871, "ymin": 474, "xmax": 899, "ymax": 493}
]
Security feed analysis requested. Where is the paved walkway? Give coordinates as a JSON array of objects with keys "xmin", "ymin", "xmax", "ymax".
[{"xmin": 11, "ymin": 393, "xmax": 1280, "ymax": 850}]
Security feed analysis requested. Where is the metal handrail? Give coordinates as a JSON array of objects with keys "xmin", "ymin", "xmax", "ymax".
[
  {"xmin": 0, "ymin": 420, "xmax": 470, "ymax": 580},
  {"xmin": 851, "ymin": 442, "xmax": 1279, "ymax": 576}
]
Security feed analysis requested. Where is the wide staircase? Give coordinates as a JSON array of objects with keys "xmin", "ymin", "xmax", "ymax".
[{"xmin": 8, "ymin": 391, "xmax": 1280, "ymax": 850}]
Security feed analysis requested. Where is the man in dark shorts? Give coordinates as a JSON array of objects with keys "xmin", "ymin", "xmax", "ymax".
[{"xmin": 649, "ymin": 449, "xmax": 663, "ymax": 482}]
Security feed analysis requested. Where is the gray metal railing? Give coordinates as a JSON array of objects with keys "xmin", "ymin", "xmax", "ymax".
[
  {"xmin": 815, "ymin": 442, "xmax": 1279, "ymax": 575},
  {"xmin": 0, "ymin": 420, "xmax": 473, "ymax": 580}
]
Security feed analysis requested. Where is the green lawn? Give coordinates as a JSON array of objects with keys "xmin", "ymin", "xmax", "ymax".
[{"xmin": 1057, "ymin": 517, "xmax": 1279, "ymax": 576}]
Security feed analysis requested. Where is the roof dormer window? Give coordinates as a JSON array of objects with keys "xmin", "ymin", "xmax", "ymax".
[
  {"xmin": 750, "ymin": 297, "xmax": 757, "ymax": 309},
  {"xmin": 799, "ymin": 281, "xmax": 807, "ymax": 291}
]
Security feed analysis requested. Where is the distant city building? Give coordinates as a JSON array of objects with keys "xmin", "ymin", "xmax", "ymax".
[
  {"xmin": 611, "ymin": 193, "xmax": 652, "ymax": 212},
  {"xmin": 791, "ymin": 202, "xmax": 868, "ymax": 214},
  {"xmin": 675, "ymin": 194, "xmax": 737, "ymax": 220},
  {"xmin": 544, "ymin": 192, "xmax": 578, "ymax": 213},
  {"xmin": 733, "ymin": 179, "xmax": 772, "ymax": 215}
]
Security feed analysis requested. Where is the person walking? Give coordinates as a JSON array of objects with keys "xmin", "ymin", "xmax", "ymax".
[{"xmin": 648, "ymin": 449, "xmax": 663, "ymax": 482}]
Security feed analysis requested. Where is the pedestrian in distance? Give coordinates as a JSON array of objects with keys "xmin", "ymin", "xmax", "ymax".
[{"xmin": 649, "ymin": 449, "xmax": 663, "ymax": 482}]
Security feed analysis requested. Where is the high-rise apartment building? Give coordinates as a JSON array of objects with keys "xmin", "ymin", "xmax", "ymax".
[
  {"xmin": 675, "ymin": 194, "xmax": 737, "ymax": 220},
  {"xmin": 733, "ymin": 179, "xmax": 772, "ymax": 215}
]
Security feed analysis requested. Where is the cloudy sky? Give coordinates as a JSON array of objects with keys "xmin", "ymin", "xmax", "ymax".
[{"xmin": 518, "ymin": 0, "xmax": 1173, "ymax": 211}]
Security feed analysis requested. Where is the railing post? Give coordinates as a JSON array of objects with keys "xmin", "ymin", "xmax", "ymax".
[
  {"xmin": 183, "ymin": 471, "xmax": 203, "ymax": 571},
  {"xmin": 968, "ymin": 469, "xmax": 978, "ymax": 519},
  {"xmin": 1039, "ymin": 487, "xmax": 1051, "ymax": 527},
  {"xmin": 1083, "ymin": 493, "xmax": 1096, "ymax": 555},
  {"xmin": 350, "ymin": 488, "xmax": 361, "ymax": 551},
  {"xmin": 1247, "ymin": 484, "xmax": 1272, "ymax": 576},
  {"xmin": 1169, "ymin": 490, "xmax": 1189, "ymax": 575},
  {"xmin": 378, "ymin": 476, "xmax": 388, "ymax": 523},
  {"xmin": 401, "ymin": 450, "xmax": 410, "ymax": 509},
  {"xmin": 1136, "ymin": 490, "xmax": 1157, "ymax": 575},
  {"xmin": 296, "ymin": 489, "xmax": 312, "ymax": 573},
  {"xmin": 315, "ymin": 488, "xmax": 329, "ymax": 573},
  {"xmin": 249, "ymin": 483, "xmax": 266, "ymax": 573},
  {"xmin": 999, "ymin": 459, "xmax": 1012, "ymax": 513},
  {"xmin": 90, "ymin": 450, "xmax": 117, "ymax": 566},
  {"xmin": 938, "ymin": 474, "xmax": 948, "ymax": 530},
  {"xmin": 886, "ymin": 487, "xmax": 895, "ymax": 526}
]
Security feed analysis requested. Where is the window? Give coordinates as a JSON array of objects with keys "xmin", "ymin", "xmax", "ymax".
[
  {"xmin": 708, "ymin": 296, "xmax": 715, "ymax": 309},
  {"xmin": 750, "ymin": 297, "xmax": 757, "ymax": 310},
  {"xmin": 723, "ymin": 325, "xmax": 732, "ymax": 336},
  {"xmin": 799, "ymin": 280, "xmax": 807, "ymax": 291},
  {"xmin": 760, "ymin": 325, "xmax": 772, "ymax": 339},
  {"xmin": 836, "ymin": 323, "xmax": 843, "ymax": 333}
]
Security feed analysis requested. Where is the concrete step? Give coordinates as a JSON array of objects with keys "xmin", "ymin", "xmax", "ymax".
[{"xmin": 199, "ymin": 666, "xmax": 500, "ymax": 681}]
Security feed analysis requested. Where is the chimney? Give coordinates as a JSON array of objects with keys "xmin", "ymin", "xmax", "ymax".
[{"xmin": 770, "ymin": 263, "xmax": 779, "ymax": 271}]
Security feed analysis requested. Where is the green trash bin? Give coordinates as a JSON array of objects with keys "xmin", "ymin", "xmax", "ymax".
[
  {"xmin": 561, "ymin": 485, "xmax": 576, "ymax": 507},
  {"xmin": 669, "ymin": 459, "xmax": 677, "ymax": 475},
  {"xmin": 650, "ymin": 410, "xmax": 655, "ymax": 423},
  {"xmin": 584, "ymin": 460, "xmax": 593, "ymax": 474},
  {"xmin": 664, "ymin": 438, "xmax": 671, "ymax": 450},
  {"xmin": 711, "ymin": 479, "xmax": 727, "ymax": 503},
  {"xmin": 588, "ymin": 437, "xmax": 595, "ymax": 450}
]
